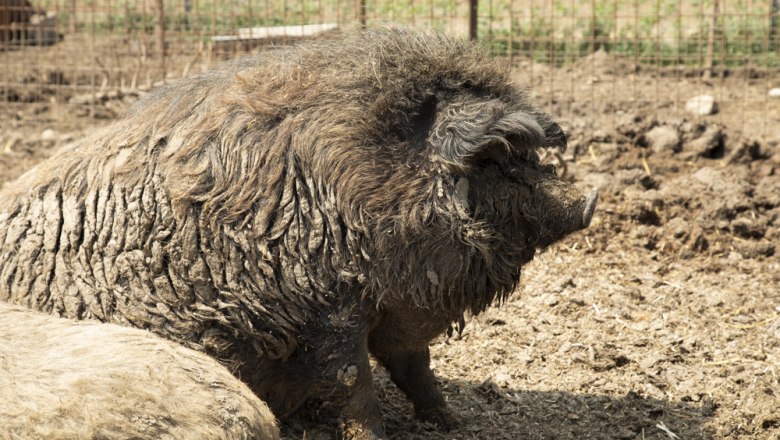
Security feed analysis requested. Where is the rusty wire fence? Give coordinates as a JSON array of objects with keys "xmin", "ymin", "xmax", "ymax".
[{"xmin": 1, "ymin": 0, "xmax": 779, "ymax": 134}]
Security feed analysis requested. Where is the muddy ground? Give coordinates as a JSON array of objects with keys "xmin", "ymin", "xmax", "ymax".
[{"xmin": 1, "ymin": 41, "xmax": 779, "ymax": 440}]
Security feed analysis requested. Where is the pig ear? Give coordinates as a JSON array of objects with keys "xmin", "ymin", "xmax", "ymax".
[
  {"xmin": 541, "ymin": 120, "xmax": 567, "ymax": 153},
  {"xmin": 433, "ymin": 109, "xmax": 546, "ymax": 170}
]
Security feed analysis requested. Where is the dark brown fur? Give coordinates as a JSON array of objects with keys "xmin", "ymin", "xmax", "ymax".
[{"xmin": 0, "ymin": 29, "xmax": 594, "ymax": 438}]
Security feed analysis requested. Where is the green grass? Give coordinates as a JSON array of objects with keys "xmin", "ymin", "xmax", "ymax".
[{"xmin": 35, "ymin": 0, "xmax": 779, "ymax": 66}]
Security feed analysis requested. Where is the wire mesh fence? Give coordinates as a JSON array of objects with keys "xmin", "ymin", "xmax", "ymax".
[{"xmin": 1, "ymin": 0, "xmax": 779, "ymax": 134}]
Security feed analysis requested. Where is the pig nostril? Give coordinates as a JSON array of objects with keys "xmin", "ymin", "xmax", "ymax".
[{"xmin": 582, "ymin": 189, "xmax": 598, "ymax": 228}]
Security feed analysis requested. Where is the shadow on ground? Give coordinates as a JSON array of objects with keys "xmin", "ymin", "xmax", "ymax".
[{"xmin": 281, "ymin": 374, "xmax": 717, "ymax": 440}]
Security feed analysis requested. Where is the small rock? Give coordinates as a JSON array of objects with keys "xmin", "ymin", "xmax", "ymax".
[
  {"xmin": 686, "ymin": 95, "xmax": 718, "ymax": 116},
  {"xmin": 642, "ymin": 125, "xmax": 681, "ymax": 153},
  {"xmin": 769, "ymin": 88, "xmax": 780, "ymax": 98},
  {"xmin": 41, "ymin": 129, "xmax": 58, "ymax": 142}
]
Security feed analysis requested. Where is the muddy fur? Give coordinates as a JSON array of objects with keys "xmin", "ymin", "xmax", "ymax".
[
  {"xmin": 0, "ymin": 29, "xmax": 594, "ymax": 437},
  {"xmin": 0, "ymin": 302, "xmax": 279, "ymax": 440}
]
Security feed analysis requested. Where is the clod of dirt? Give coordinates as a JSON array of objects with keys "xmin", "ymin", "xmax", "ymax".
[
  {"xmin": 616, "ymin": 113, "xmax": 654, "ymax": 141},
  {"xmin": 691, "ymin": 167, "xmax": 753, "ymax": 217},
  {"xmin": 729, "ymin": 217, "xmax": 767, "ymax": 239},
  {"xmin": 666, "ymin": 217, "xmax": 690, "ymax": 240},
  {"xmin": 610, "ymin": 169, "xmax": 657, "ymax": 194},
  {"xmin": 734, "ymin": 240, "xmax": 775, "ymax": 259},
  {"xmin": 641, "ymin": 125, "xmax": 681, "ymax": 154},
  {"xmin": 686, "ymin": 227, "xmax": 709, "ymax": 254},
  {"xmin": 689, "ymin": 167, "xmax": 728, "ymax": 191},
  {"xmin": 686, "ymin": 125, "xmax": 724, "ymax": 159},
  {"xmin": 755, "ymin": 175, "xmax": 780, "ymax": 207},
  {"xmin": 727, "ymin": 139, "xmax": 765, "ymax": 164},
  {"xmin": 685, "ymin": 95, "xmax": 718, "ymax": 116},
  {"xmin": 626, "ymin": 189, "xmax": 663, "ymax": 226}
]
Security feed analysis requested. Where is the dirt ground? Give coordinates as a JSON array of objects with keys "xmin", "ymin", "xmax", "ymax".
[{"xmin": 1, "ymin": 40, "xmax": 779, "ymax": 440}]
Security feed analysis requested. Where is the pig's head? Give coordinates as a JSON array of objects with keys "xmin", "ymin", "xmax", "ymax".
[
  {"xmin": 428, "ymin": 96, "xmax": 597, "ymax": 252},
  {"xmin": 362, "ymin": 89, "xmax": 597, "ymax": 315},
  {"xmin": 244, "ymin": 30, "xmax": 598, "ymax": 316}
]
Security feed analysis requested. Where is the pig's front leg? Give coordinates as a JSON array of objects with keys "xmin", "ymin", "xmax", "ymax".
[
  {"xmin": 370, "ymin": 342, "xmax": 459, "ymax": 431},
  {"xmin": 242, "ymin": 299, "xmax": 387, "ymax": 439},
  {"xmin": 338, "ymin": 334, "xmax": 387, "ymax": 440}
]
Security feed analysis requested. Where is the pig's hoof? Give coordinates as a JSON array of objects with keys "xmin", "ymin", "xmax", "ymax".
[{"xmin": 416, "ymin": 407, "xmax": 460, "ymax": 431}]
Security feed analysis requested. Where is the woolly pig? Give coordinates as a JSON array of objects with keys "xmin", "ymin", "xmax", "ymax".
[
  {"xmin": 0, "ymin": 30, "xmax": 596, "ymax": 438},
  {"xmin": 0, "ymin": 302, "xmax": 280, "ymax": 440}
]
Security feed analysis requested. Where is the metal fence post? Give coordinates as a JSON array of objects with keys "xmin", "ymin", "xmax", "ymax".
[
  {"xmin": 469, "ymin": 0, "xmax": 477, "ymax": 40},
  {"xmin": 155, "ymin": 0, "xmax": 166, "ymax": 80},
  {"xmin": 771, "ymin": 0, "xmax": 779, "ymax": 51}
]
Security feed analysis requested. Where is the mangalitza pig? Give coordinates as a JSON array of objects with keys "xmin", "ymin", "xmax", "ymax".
[
  {"xmin": 0, "ymin": 302, "xmax": 280, "ymax": 440},
  {"xmin": 0, "ymin": 30, "xmax": 596, "ymax": 438}
]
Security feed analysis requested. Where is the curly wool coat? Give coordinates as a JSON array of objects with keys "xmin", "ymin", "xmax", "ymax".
[
  {"xmin": 0, "ymin": 29, "xmax": 593, "ymax": 437},
  {"xmin": 0, "ymin": 302, "xmax": 280, "ymax": 440}
]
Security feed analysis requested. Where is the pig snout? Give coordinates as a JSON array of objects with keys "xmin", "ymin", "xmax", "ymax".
[
  {"xmin": 533, "ymin": 179, "xmax": 598, "ymax": 248},
  {"xmin": 582, "ymin": 189, "xmax": 598, "ymax": 228}
]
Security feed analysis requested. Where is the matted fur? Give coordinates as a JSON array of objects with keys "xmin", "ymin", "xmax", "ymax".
[
  {"xmin": 0, "ymin": 302, "xmax": 280, "ymax": 440},
  {"xmin": 0, "ymin": 29, "xmax": 594, "ymax": 437}
]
